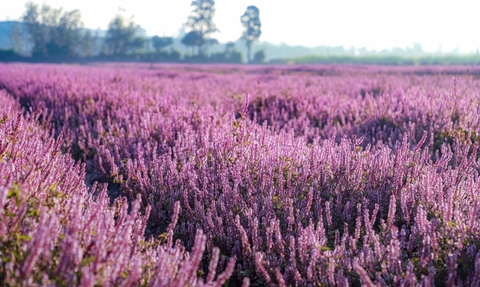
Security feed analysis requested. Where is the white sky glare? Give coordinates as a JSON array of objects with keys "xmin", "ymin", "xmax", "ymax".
[{"xmin": 1, "ymin": 0, "xmax": 479, "ymax": 53}]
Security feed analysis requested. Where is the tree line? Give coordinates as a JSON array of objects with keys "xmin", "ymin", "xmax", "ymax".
[{"xmin": 6, "ymin": 0, "xmax": 264, "ymax": 63}]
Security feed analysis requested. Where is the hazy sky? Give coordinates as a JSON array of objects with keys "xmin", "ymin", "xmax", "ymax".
[{"xmin": 2, "ymin": 0, "xmax": 480, "ymax": 53}]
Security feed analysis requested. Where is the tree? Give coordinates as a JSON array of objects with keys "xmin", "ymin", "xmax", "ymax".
[
  {"xmin": 204, "ymin": 38, "xmax": 219, "ymax": 52},
  {"xmin": 152, "ymin": 36, "xmax": 173, "ymax": 53},
  {"xmin": 253, "ymin": 50, "xmax": 266, "ymax": 64},
  {"xmin": 103, "ymin": 13, "xmax": 147, "ymax": 56},
  {"xmin": 210, "ymin": 42, "xmax": 242, "ymax": 63},
  {"xmin": 49, "ymin": 9, "xmax": 84, "ymax": 56},
  {"xmin": 104, "ymin": 14, "xmax": 137, "ymax": 56},
  {"xmin": 79, "ymin": 29, "xmax": 99, "ymax": 57},
  {"xmin": 20, "ymin": 2, "xmax": 91, "ymax": 58},
  {"xmin": 183, "ymin": 0, "xmax": 219, "ymax": 54},
  {"xmin": 240, "ymin": 6, "xmax": 261, "ymax": 63},
  {"xmin": 21, "ymin": 2, "xmax": 85, "ymax": 58},
  {"xmin": 181, "ymin": 31, "xmax": 205, "ymax": 55},
  {"xmin": 22, "ymin": 2, "xmax": 52, "ymax": 57},
  {"xmin": 224, "ymin": 42, "xmax": 242, "ymax": 63},
  {"xmin": 129, "ymin": 36, "xmax": 148, "ymax": 54}
]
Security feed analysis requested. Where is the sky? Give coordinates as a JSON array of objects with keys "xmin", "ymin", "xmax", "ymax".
[{"xmin": 1, "ymin": 0, "xmax": 480, "ymax": 53}]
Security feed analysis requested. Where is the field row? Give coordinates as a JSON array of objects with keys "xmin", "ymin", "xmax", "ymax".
[{"xmin": 1, "ymin": 64, "xmax": 480, "ymax": 286}]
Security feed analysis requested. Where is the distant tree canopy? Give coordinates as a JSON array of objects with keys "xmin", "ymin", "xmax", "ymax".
[
  {"xmin": 104, "ymin": 14, "xmax": 145, "ymax": 56},
  {"xmin": 21, "ymin": 1, "xmax": 86, "ymax": 57},
  {"xmin": 181, "ymin": 31, "xmax": 205, "ymax": 52},
  {"xmin": 253, "ymin": 50, "xmax": 266, "ymax": 64},
  {"xmin": 185, "ymin": 0, "xmax": 218, "ymax": 37},
  {"xmin": 6, "ymin": 1, "xmax": 267, "ymax": 63},
  {"xmin": 183, "ymin": 0, "xmax": 219, "ymax": 55},
  {"xmin": 223, "ymin": 41, "xmax": 242, "ymax": 63},
  {"xmin": 200, "ymin": 41, "xmax": 242, "ymax": 63},
  {"xmin": 240, "ymin": 5, "xmax": 261, "ymax": 63},
  {"xmin": 152, "ymin": 36, "xmax": 173, "ymax": 53}
]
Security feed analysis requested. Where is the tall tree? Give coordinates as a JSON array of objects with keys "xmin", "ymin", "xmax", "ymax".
[
  {"xmin": 49, "ymin": 9, "xmax": 84, "ymax": 56},
  {"xmin": 22, "ymin": 2, "xmax": 52, "ymax": 57},
  {"xmin": 79, "ymin": 29, "xmax": 99, "ymax": 57},
  {"xmin": 240, "ymin": 5, "xmax": 261, "ymax": 63},
  {"xmin": 22, "ymin": 2, "xmax": 84, "ymax": 57},
  {"xmin": 183, "ymin": 0, "xmax": 219, "ymax": 54},
  {"xmin": 104, "ymin": 14, "xmax": 138, "ymax": 56}
]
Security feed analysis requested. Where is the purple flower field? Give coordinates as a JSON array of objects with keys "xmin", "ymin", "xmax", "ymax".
[{"xmin": 1, "ymin": 63, "xmax": 480, "ymax": 286}]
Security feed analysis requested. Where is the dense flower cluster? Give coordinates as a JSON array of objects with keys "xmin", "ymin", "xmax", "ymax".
[
  {"xmin": 1, "ymin": 63, "xmax": 480, "ymax": 286},
  {"xmin": 0, "ymin": 90, "xmax": 235, "ymax": 286}
]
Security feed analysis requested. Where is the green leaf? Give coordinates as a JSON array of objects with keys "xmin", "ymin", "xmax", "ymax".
[
  {"xmin": 318, "ymin": 246, "xmax": 331, "ymax": 251},
  {"xmin": 448, "ymin": 221, "xmax": 457, "ymax": 228},
  {"xmin": 16, "ymin": 234, "xmax": 32, "ymax": 241},
  {"xmin": 81, "ymin": 256, "xmax": 95, "ymax": 267}
]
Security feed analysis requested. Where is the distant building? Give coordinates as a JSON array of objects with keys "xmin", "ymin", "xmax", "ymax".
[{"xmin": 0, "ymin": 21, "xmax": 22, "ymax": 50}]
